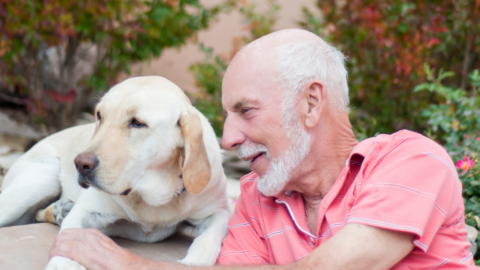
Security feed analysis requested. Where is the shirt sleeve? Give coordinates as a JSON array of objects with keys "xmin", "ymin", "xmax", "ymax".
[
  {"xmin": 346, "ymin": 133, "xmax": 464, "ymax": 252},
  {"xmin": 216, "ymin": 177, "xmax": 270, "ymax": 265}
]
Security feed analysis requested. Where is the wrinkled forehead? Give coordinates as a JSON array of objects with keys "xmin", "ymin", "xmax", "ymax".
[
  {"xmin": 222, "ymin": 49, "xmax": 284, "ymax": 108},
  {"xmin": 97, "ymin": 77, "xmax": 190, "ymax": 119}
]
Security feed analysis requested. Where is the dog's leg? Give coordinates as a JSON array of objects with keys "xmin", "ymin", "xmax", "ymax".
[
  {"xmin": 57, "ymin": 189, "xmax": 124, "ymax": 232},
  {"xmin": 45, "ymin": 256, "xmax": 86, "ymax": 270},
  {"xmin": 0, "ymin": 156, "xmax": 61, "ymax": 227},
  {"xmin": 45, "ymin": 191, "xmax": 124, "ymax": 270},
  {"xmin": 179, "ymin": 209, "xmax": 231, "ymax": 266},
  {"xmin": 35, "ymin": 202, "xmax": 56, "ymax": 224},
  {"xmin": 36, "ymin": 197, "xmax": 76, "ymax": 225}
]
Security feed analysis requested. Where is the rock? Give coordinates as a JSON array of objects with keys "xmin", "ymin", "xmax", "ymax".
[
  {"xmin": 0, "ymin": 133, "xmax": 35, "ymax": 153},
  {"xmin": 227, "ymin": 178, "xmax": 241, "ymax": 212},
  {"xmin": 0, "ymin": 112, "xmax": 44, "ymax": 154},
  {"xmin": 0, "ymin": 151, "xmax": 24, "ymax": 170},
  {"xmin": 0, "ymin": 150, "xmax": 24, "ymax": 192},
  {"xmin": 0, "ymin": 223, "xmax": 193, "ymax": 269},
  {"xmin": 222, "ymin": 148, "xmax": 251, "ymax": 180},
  {"xmin": 75, "ymin": 112, "xmax": 95, "ymax": 126},
  {"xmin": 466, "ymin": 224, "xmax": 478, "ymax": 254},
  {"xmin": 0, "ymin": 112, "xmax": 46, "ymax": 141},
  {"xmin": 0, "ymin": 146, "xmax": 9, "ymax": 155},
  {"xmin": 220, "ymin": 142, "xmax": 247, "ymax": 212}
]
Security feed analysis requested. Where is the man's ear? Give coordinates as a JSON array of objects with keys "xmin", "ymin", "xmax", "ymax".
[{"xmin": 302, "ymin": 81, "xmax": 323, "ymax": 128}]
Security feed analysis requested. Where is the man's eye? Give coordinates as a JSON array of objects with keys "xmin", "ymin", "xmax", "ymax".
[
  {"xmin": 241, "ymin": 108, "xmax": 252, "ymax": 114},
  {"xmin": 96, "ymin": 112, "xmax": 101, "ymax": 121},
  {"xmin": 130, "ymin": 118, "xmax": 147, "ymax": 128}
]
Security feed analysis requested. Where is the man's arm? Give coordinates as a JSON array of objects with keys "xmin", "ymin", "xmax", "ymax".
[
  {"xmin": 50, "ymin": 223, "xmax": 414, "ymax": 270},
  {"xmin": 48, "ymin": 228, "xmax": 272, "ymax": 270},
  {"xmin": 294, "ymin": 223, "xmax": 414, "ymax": 270}
]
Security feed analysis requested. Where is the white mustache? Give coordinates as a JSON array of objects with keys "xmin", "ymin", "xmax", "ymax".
[{"xmin": 237, "ymin": 141, "xmax": 269, "ymax": 160}]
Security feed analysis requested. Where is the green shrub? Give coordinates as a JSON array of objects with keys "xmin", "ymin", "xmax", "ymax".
[
  {"xmin": 300, "ymin": 0, "xmax": 480, "ymax": 137},
  {"xmin": 190, "ymin": 0, "xmax": 279, "ymax": 136},
  {"xmin": 0, "ymin": 0, "xmax": 233, "ymax": 132},
  {"xmin": 189, "ymin": 44, "xmax": 228, "ymax": 136},
  {"xmin": 415, "ymin": 66, "xmax": 480, "ymax": 261}
]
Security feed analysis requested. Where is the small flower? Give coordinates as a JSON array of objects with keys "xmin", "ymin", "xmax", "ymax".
[{"xmin": 456, "ymin": 156, "xmax": 475, "ymax": 176}]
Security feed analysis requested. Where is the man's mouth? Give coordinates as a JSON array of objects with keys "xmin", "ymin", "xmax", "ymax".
[{"xmin": 244, "ymin": 152, "xmax": 265, "ymax": 163}]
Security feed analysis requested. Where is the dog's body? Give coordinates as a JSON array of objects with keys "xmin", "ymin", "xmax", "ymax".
[{"xmin": 0, "ymin": 77, "xmax": 230, "ymax": 268}]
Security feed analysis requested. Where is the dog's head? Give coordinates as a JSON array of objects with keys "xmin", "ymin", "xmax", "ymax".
[{"xmin": 74, "ymin": 76, "xmax": 214, "ymax": 206}]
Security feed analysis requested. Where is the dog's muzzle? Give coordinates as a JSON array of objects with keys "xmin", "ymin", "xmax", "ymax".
[
  {"xmin": 77, "ymin": 174, "xmax": 96, "ymax": 189},
  {"xmin": 74, "ymin": 152, "xmax": 99, "ymax": 189}
]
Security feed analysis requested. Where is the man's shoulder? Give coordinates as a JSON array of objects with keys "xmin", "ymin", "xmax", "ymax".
[
  {"xmin": 361, "ymin": 129, "xmax": 458, "ymax": 189},
  {"xmin": 370, "ymin": 129, "xmax": 448, "ymax": 158},
  {"xmin": 359, "ymin": 129, "xmax": 457, "ymax": 182}
]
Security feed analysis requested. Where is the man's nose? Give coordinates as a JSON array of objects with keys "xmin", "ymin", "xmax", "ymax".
[
  {"xmin": 222, "ymin": 116, "xmax": 245, "ymax": 150},
  {"xmin": 74, "ymin": 152, "xmax": 99, "ymax": 175}
]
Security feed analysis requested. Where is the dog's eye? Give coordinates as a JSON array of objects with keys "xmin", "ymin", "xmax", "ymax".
[
  {"xmin": 130, "ymin": 118, "xmax": 147, "ymax": 128},
  {"xmin": 96, "ymin": 112, "xmax": 101, "ymax": 121}
]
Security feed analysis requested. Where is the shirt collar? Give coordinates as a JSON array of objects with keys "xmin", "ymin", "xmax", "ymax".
[{"xmin": 345, "ymin": 137, "xmax": 376, "ymax": 167}]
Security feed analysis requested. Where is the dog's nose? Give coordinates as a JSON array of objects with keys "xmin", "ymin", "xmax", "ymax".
[{"xmin": 74, "ymin": 152, "xmax": 98, "ymax": 175}]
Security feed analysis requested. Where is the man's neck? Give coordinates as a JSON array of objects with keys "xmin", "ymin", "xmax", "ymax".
[
  {"xmin": 285, "ymin": 111, "xmax": 358, "ymax": 204},
  {"xmin": 290, "ymin": 117, "xmax": 357, "ymax": 235}
]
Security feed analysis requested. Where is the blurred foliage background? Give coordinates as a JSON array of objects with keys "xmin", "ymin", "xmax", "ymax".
[
  {"xmin": 189, "ymin": 0, "xmax": 279, "ymax": 136},
  {"xmin": 301, "ymin": 0, "xmax": 479, "ymax": 138},
  {"xmin": 0, "ymin": 0, "xmax": 479, "ymax": 262},
  {"xmin": 0, "ymin": 0, "xmax": 234, "ymax": 132}
]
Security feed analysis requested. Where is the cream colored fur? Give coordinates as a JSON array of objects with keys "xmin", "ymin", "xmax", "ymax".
[{"xmin": 0, "ymin": 76, "xmax": 230, "ymax": 269}]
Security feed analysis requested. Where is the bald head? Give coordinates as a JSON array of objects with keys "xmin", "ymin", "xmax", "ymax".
[
  {"xmin": 240, "ymin": 29, "xmax": 328, "ymax": 54},
  {"xmin": 224, "ymin": 29, "xmax": 349, "ymax": 114}
]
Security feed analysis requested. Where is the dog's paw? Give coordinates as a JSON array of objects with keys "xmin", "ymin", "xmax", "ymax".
[
  {"xmin": 45, "ymin": 256, "xmax": 86, "ymax": 270},
  {"xmin": 178, "ymin": 236, "xmax": 220, "ymax": 266},
  {"xmin": 52, "ymin": 198, "xmax": 75, "ymax": 226},
  {"xmin": 178, "ymin": 254, "xmax": 218, "ymax": 266}
]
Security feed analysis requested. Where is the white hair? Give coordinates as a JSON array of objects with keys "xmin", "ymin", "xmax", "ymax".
[
  {"xmin": 275, "ymin": 40, "xmax": 349, "ymax": 115},
  {"xmin": 235, "ymin": 37, "xmax": 347, "ymax": 196},
  {"xmin": 244, "ymin": 40, "xmax": 347, "ymax": 196}
]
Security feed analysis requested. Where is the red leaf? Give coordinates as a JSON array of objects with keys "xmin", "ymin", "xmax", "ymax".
[
  {"xmin": 46, "ymin": 89, "xmax": 77, "ymax": 103},
  {"xmin": 427, "ymin": 38, "xmax": 440, "ymax": 48}
]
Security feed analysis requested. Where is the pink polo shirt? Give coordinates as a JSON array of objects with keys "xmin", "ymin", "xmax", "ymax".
[{"xmin": 217, "ymin": 130, "xmax": 476, "ymax": 268}]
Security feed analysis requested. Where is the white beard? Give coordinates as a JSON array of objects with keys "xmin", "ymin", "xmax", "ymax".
[{"xmin": 237, "ymin": 113, "xmax": 311, "ymax": 197}]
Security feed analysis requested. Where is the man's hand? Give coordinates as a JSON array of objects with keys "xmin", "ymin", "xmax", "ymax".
[
  {"xmin": 48, "ymin": 228, "xmax": 157, "ymax": 270},
  {"xmin": 296, "ymin": 223, "xmax": 415, "ymax": 270}
]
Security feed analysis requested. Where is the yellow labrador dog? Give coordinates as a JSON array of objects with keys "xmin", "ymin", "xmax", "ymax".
[{"xmin": 0, "ymin": 77, "xmax": 230, "ymax": 269}]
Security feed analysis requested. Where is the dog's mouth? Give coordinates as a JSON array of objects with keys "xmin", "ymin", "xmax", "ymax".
[
  {"xmin": 79, "ymin": 181, "xmax": 90, "ymax": 189},
  {"xmin": 78, "ymin": 175, "xmax": 132, "ymax": 196},
  {"xmin": 89, "ymin": 185, "xmax": 133, "ymax": 196},
  {"xmin": 121, "ymin": 188, "xmax": 132, "ymax": 196},
  {"xmin": 78, "ymin": 174, "xmax": 97, "ymax": 189}
]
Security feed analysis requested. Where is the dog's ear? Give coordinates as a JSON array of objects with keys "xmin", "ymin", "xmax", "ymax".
[{"xmin": 179, "ymin": 107, "xmax": 211, "ymax": 194}]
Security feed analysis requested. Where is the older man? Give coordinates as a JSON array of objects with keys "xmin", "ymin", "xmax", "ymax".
[{"xmin": 49, "ymin": 29, "xmax": 476, "ymax": 269}]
